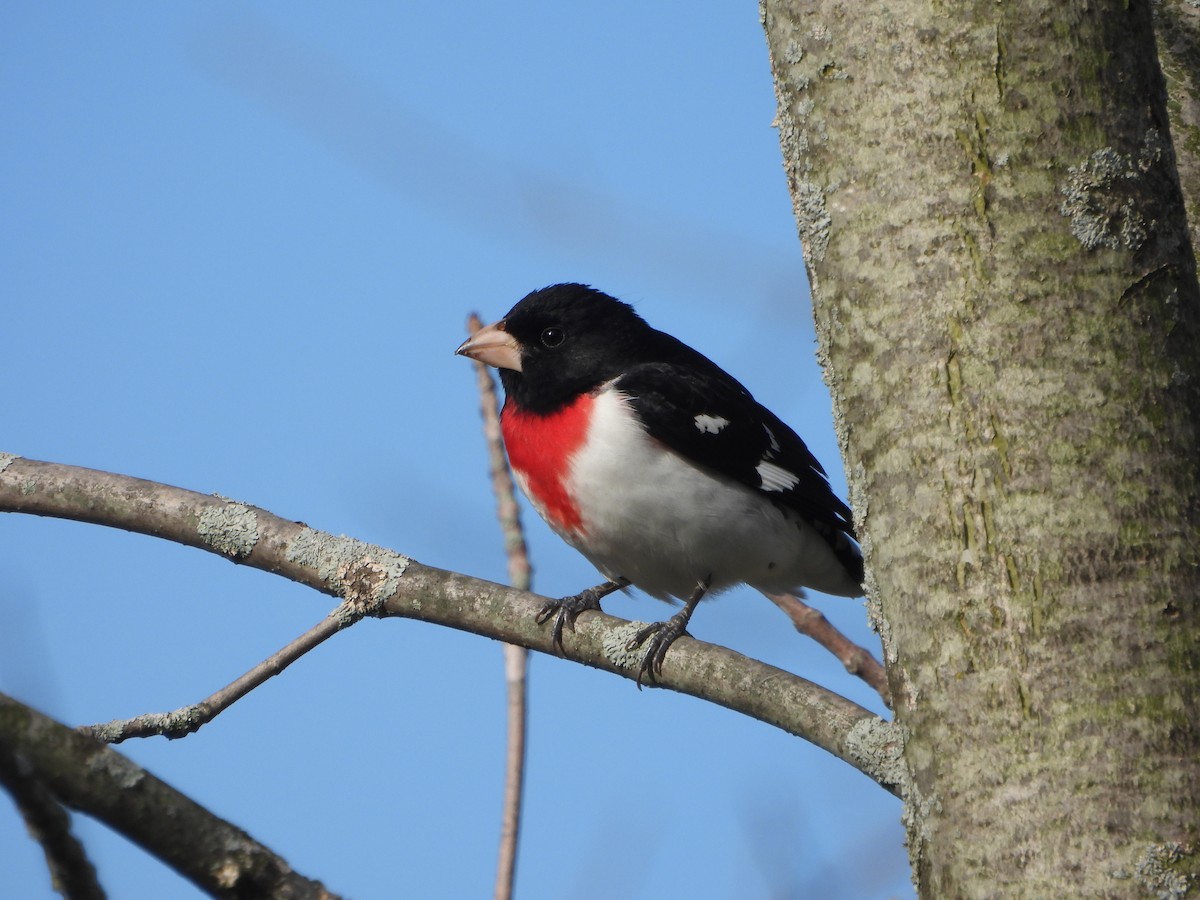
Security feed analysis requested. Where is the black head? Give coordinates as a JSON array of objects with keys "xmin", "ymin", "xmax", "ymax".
[{"xmin": 459, "ymin": 283, "xmax": 660, "ymax": 414}]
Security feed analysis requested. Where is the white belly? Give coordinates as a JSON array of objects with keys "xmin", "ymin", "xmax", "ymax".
[{"xmin": 563, "ymin": 390, "xmax": 859, "ymax": 600}]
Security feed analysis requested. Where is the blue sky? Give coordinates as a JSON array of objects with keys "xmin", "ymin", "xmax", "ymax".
[{"xmin": 1, "ymin": 5, "xmax": 911, "ymax": 898}]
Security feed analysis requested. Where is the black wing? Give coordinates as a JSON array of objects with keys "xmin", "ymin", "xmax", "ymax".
[{"xmin": 615, "ymin": 360, "xmax": 856, "ymax": 540}]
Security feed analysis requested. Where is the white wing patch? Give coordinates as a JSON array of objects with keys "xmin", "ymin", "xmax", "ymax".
[
  {"xmin": 757, "ymin": 459, "xmax": 801, "ymax": 492},
  {"xmin": 694, "ymin": 413, "xmax": 730, "ymax": 434}
]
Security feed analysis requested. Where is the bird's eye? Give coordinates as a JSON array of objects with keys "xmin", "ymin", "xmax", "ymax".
[{"xmin": 540, "ymin": 326, "xmax": 565, "ymax": 348}]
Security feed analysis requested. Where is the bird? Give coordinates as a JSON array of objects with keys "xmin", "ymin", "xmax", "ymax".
[{"xmin": 456, "ymin": 283, "xmax": 863, "ymax": 684}]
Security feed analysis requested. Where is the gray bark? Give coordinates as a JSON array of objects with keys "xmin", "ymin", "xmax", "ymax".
[
  {"xmin": 1155, "ymin": 0, "xmax": 1200, "ymax": 252},
  {"xmin": 762, "ymin": 1, "xmax": 1200, "ymax": 896}
]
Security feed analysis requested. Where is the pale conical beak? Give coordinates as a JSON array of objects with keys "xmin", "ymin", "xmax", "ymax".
[{"xmin": 455, "ymin": 319, "xmax": 523, "ymax": 371}]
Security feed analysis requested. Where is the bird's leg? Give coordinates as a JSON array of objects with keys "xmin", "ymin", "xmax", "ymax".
[
  {"xmin": 536, "ymin": 578, "xmax": 629, "ymax": 653},
  {"xmin": 627, "ymin": 576, "xmax": 711, "ymax": 687}
]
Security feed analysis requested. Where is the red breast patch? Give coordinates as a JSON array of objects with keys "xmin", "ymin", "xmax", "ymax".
[{"xmin": 501, "ymin": 395, "xmax": 593, "ymax": 535}]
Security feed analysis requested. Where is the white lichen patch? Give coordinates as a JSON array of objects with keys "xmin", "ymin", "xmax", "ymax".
[
  {"xmin": 0, "ymin": 453, "xmax": 17, "ymax": 473},
  {"xmin": 197, "ymin": 502, "xmax": 259, "ymax": 558},
  {"xmin": 845, "ymin": 717, "xmax": 908, "ymax": 790},
  {"xmin": 88, "ymin": 748, "xmax": 146, "ymax": 790},
  {"xmin": 286, "ymin": 528, "xmax": 409, "ymax": 612},
  {"xmin": 794, "ymin": 179, "xmax": 833, "ymax": 263},
  {"xmin": 601, "ymin": 621, "xmax": 654, "ymax": 669},
  {"xmin": 1132, "ymin": 842, "xmax": 1194, "ymax": 899},
  {"xmin": 1059, "ymin": 129, "xmax": 1164, "ymax": 251}
]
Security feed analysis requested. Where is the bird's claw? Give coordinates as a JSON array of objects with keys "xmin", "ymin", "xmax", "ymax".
[
  {"xmin": 536, "ymin": 588, "xmax": 604, "ymax": 654},
  {"xmin": 626, "ymin": 615, "xmax": 690, "ymax": 688}
]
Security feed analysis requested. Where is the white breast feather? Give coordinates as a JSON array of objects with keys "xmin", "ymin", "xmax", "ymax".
[{"xmin": 562, "ymin": 388, "xmax": 860, "ymax": 600}]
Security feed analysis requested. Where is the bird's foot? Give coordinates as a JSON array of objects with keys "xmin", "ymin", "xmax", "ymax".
[
  {"xmin": 536, "ymin": 579, "xmax": 627, "ymax": 653},
  {"xmin": 625, "ymin": 576, "xmax": 710, "ymax": 687},
  {"xmin": 626, "ymin": 612, "xmax": 691, "ymax": 688}
]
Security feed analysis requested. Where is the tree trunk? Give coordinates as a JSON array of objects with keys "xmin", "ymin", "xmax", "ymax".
[
  {"xmin": 761, "ymin": 1, "xmax": 1200, "ymax": 896},
  {"xmin": 1154, "ymin": 0, "xmax": 1200, "ymax": 254}
]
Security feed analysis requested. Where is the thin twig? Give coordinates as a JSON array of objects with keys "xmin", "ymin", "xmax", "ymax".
[
  {"xmin": 79, "ymin": 600, "xmax": 372, "ymax": 743},
  {"xmin": 496, "ymin": 645, "xmax": 527, "ymax": 900},
  {"xmin": 468, "ymin": 313, "xmax": 530, "ymax": 900},
  {"xmin": 764, "ymin": 591, "xmax": 891, "ymax": 706},
  {"xmin": 0, "ymin": 739, "xmax": 106, "ymax": 900}
]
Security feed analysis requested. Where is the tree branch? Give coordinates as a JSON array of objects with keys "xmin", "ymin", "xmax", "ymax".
[
  {"xmin": 0, "ymin": 738, "xmax": 105, "ymax": 900},
  {"xmin": 0, "ymin": 454, "xmax": 903, "ymax": 795},
  {"xmin": 0, "ymin": 692, "xmax": 337, "ymax": 899},
  {"xmin": 763, "ymin": 591, "xmax": 891, "ymax": 705},
  {"xmin": 78, "ymin": 599, "xmax": 370, "ymax": 743}
]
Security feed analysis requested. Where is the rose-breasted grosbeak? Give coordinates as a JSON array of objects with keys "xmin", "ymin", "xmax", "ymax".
[{"xmin": 457, "ymin": 283, "xmax": 863, "ymax": 683}]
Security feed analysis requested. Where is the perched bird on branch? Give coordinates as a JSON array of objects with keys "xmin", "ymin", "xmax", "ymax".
[{"xmin": 457, "ymin": 283, "xmax": 862, "ymax": 683}]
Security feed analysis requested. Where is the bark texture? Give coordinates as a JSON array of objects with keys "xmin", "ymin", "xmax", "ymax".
[
  {"xmin": 762, "ymin": 1, "xmax": 1200, "ymax": 896},
  {"xmin": 1155, "ymin": 0, "xmax": 1200, "ymax": 252}
]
